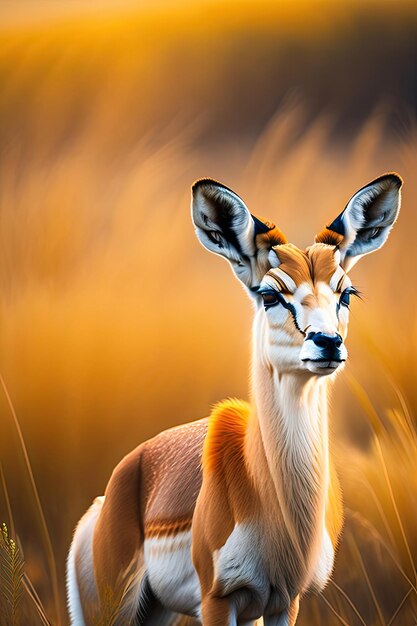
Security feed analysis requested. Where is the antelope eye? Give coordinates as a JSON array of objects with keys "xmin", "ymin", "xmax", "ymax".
[
  {"xmin": 260, "ymin": 290, "xmax": 279, "ymax": 307},
  {"xmin": 340, "ymin": 290, "xmax": 350, "ymax": 307}
]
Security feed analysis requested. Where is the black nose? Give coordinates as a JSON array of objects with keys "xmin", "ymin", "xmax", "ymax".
[{"xmin": 309, "ymin": 332, "xmax": 343, "ymax": 350}]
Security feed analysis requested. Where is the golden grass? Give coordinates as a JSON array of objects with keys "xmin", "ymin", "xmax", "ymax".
[
  {"xmin": 0, "ymin": 523, "xmax": 24, "ymax": 626},
  {"xmin": 0, "ymin": 1, "xmax": 416, "ymax": 624},
  {"xmin": 0, "ymin": 374, "xmax": 60, "ymax": 623}
]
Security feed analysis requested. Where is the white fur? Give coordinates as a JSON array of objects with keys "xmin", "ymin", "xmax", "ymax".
[
  {"xmin": 66, "ymin": 540, "xmax": 85, "ymax": 626},
  {"xmin": 252, "ymin": 314, "xmax": 334, "ymax": 588},
  {"xmin": 270, "ymin": 268, "xmax": 297, "ymax": 293},
  {"xmin": 67, "ymin": 496, "xmax": 104, "ymax": 625},
  {"xmin": 144, "ymin": 530, "xmax": 201, "ymax": 617},
  {"xmin": 312, "ymin": 527, "xmax": 335, "ymax": 590},
  {"xmin": 213, "ymin": 524, "xmax": 268, "ymax": 599},
  {"xmin": 329, "ymin": 265, "xmax": 346, "ymax": 292}
]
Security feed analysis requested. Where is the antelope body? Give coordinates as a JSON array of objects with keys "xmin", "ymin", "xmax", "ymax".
[{"xmin": 67, "ymin": 173, "xmax": 402, "ymax": 625}]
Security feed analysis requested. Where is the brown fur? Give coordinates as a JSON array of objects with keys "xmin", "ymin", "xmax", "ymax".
[
  {"xmin": 86, "ymin": 420, "xmax": 208, "ymax": 621},
  {"xmin": 315, "ymin": 227, "xmax": 344, "ymax": 246},
  {"xmin": 269, "ymin": 243, "xmax": 340, "ymax": 290},
  {"xmin": 202, "ymin": 399, "xmax": 250, "ymax": 473},
  {"xmin": 254, "ymin": 214, "xmax": 288, "ymax": 248},
  {"xmin": 272, "ymin": 244, "xmax": 312, "ymax": 286},
  {"xmin": 92, "ymin": 448, "xmax": 144, "ymax": 612},
  {"xmin": 192, "ymin": 401, "xmax": 255, "ymax": 596},
  {"xmin": 75, "ymin": 350, "xmax": 343, "ymax": 626},
  {"xmin": 145, "ymin": 519, "xmax": 193, "ymax": 538},
  {"xmin": 308, "ymin": 243, "xmax": 340, "ymax": 284}
]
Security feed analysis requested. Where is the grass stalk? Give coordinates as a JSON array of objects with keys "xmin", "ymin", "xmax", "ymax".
[
  {"xmin": 0, "ymin": 524, "xmax": 24, "ymax": 626},
  {"xmin": 23, "ymin": 574, "xmax": 53, "ymax": 626},
  {"xmin": 387, "ymin": 588, "xmax": 414, "ymax": 626},
  {"xmin": 349, "ymin": 537, "xmax": 386, "ymax": 626},
  {"xmin": 319, "ymin": 593, "xmax": 351, "ymax": 626},
  {"xmin": 0, "ymin": 373, "xmax": 61, "ymax": 625},
  {"xmin": 0, "ymin": 463, "xmax": 16, "ymax": 539},
  {"xmin": 329, "ymin": 580, "xmax": 367, "ymax": 626},
  {"xmin": 373, "ymin": 435, "xmax": 417, "ymax": 585}
]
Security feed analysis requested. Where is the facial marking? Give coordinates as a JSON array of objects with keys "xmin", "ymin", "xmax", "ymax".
[
  {"xmin": 259, "ymin": 244, "xmax": 352, "ymax": 374},
  {"xmin": 270, "ymin": 244, "xmax": 311, "ymax": 286},
  {"xmin": 266, "ymin": 244, "xmax": 351, "ymax": 297},
  {"xmin": 329, "ymin": 266, "xmax": 351, "ymax": 294},
  {"xmin": 265, "ymin": 268, "xmax": 297, "ymax": 293}
]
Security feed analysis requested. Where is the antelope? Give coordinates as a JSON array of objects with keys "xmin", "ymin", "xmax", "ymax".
[{"xmin": 67, "ymin": 173, "xmax": 402, "ymax": 626}]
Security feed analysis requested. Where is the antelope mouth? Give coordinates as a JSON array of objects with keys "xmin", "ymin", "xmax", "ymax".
[{"xmin": 302, "ymin": 358, "xmax": 345, "ymax": 373}]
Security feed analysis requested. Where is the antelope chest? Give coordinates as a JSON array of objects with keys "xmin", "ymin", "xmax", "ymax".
[
  {"xmin": 213, "ymin": 523, "xmax": 269, "ymax": 599},
  {"xmin": 212, "ymin": 523, "xmax": 283, "ymax": 618},
  {"xmin": 212, "ymin": 522, "xmax": 335, "ymax": 614},
  {"xmin": 144, "ymin": 522, "xmax": 334, "ymax": 620}
]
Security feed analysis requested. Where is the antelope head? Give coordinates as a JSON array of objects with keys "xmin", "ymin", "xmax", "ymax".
[{"xmin": 192, "ymin": 174, "xmax": 402, "ymax": 376}]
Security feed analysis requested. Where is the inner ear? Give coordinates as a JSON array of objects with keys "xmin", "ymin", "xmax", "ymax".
[
  {"xmin": 315, "ymin": 173, "xmax": 402, "ymax": 271},
  {"xmin": 192, "ymin": 179, "xmax": 255, "ymax": 263},
  {"xmin": 192, "ymin": 178, "xmax": 287, "ymax": 289}
]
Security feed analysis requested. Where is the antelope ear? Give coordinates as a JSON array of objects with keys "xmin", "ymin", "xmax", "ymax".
[
  {"xmin": 315, "ymin": 173, "xmax": 402, "ymax": 271},
  {"xmin": 191, "ymin": 178, "xmax": 286, "ymax": 290}
]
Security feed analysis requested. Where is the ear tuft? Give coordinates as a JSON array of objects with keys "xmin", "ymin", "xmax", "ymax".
[
  {"xmin": 315, "ymin": 228, "xmax": 344, "ymax": 246},
  {"xmin": 252, "ymin": 213, "xmax": 288, "ymax": 249}
]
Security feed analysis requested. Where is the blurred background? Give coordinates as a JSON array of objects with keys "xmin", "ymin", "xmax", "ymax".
[{"xmin": 0, "ymin": 0, "xmax": 416, "ymax": 624}]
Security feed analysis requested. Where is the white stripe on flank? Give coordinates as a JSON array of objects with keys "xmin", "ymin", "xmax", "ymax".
[{"xmin": 144, "ymin": 530, "xmax": 201, "ymax": 617}]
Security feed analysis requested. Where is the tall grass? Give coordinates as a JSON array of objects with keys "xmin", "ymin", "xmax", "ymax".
[
  {"xmin": 0, "ymin": 1, "xmax": 416, "ymax": 624},
  {"xmin": 0, "ymin": 374, "xmax": 60, "ymax": 624},
  {"xmin": 0, "ymin": 523, "xmax": 24, "ymax": 626}
]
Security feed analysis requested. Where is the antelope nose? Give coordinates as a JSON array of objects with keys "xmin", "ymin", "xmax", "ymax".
[{"xmin": 310, "ymin": 332, "xmax": 343, "ymax": 350}]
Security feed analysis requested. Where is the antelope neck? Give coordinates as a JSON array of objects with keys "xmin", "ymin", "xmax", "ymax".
[{"xmin": 247, "ymin": 326, "xmax": 331, "ymax": 567}]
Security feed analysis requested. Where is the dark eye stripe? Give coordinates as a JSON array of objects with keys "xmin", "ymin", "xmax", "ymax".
[
  {"xmin": 337, "ymin": 286, "xmax": 360, "ymax": 316},
  {"xmin": 259, "ymin": 289, "xmax": 305, "ymax": 336},
  {"xmin": 336, "ymin": 275, "xmax": 346, "ymax": 293}
]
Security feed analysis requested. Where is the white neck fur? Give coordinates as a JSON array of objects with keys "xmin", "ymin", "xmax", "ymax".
[{"xmin": 249, "ymin": 310, "xmax": 331, "ymax": 575}]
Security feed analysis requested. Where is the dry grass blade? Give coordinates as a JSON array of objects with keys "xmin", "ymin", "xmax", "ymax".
[
  {"xmin": 0, "ymin": 523, "xmax": 24, "ymax": 626},
  {"xmin": 354, "ymin": 483, "xmax": 398, "ymax": 558},
  {"xmin": 318, "ymin": 593, "xmax": 351, "ymax": 626},
  {"xmin": 381, "ymin": 365, "xmax": 416, "ymax": 443},
  {"xmin": 0, "ymin": 373, "xmax": 61, "ymax": 625},
  {"xmin": 373, "ymin": 435, "xmax": 417, "ymax": 585},
  {"xmin": 387, "ymin": 588, "xmax": 414, "ymax": 626},
  {"xmin": 0, "ymin": 463, "xmax": 15, "ymax": 539},
  {"xmin": 346, "ymin": 372, "xmax": 386, "ymax": 436},
  {"xmin": 347, "ymin": 509, "xmax": 417, "ymax": 594},
  {"xmin": 23, "ymin": 574, "xmax": 53, "ymax": 626},
  {"xmin": 349, "ymin": 536, "xmax": 387, "ymax": 626},
  {"xmin": 329, "ymin": 580, "xmax": 367, "ymax": 626}
]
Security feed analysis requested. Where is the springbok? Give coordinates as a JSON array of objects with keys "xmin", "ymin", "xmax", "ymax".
[{"xmin": 67, "ymin": 173, "xmax": 402, "ymax": 625}]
